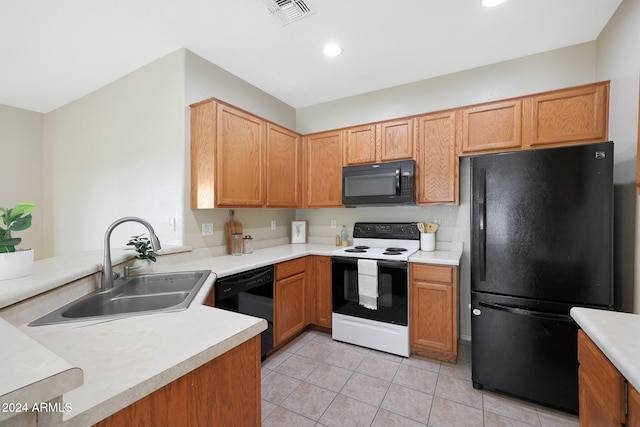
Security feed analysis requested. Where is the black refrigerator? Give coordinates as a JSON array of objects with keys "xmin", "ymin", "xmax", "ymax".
[{"xmin": 470, "ymin": 141, "xmax": 614, "ymax": 414}]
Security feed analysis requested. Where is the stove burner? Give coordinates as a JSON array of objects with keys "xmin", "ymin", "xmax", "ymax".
[
  {"xmin": 383, "ymin": 251, "xmax": 403, "ymax": 255},
  {"xmin": 345, "ymin": 248, "xmax": 367, "ymax": 253},
  {"xmin": 354, "ymin": 246, "xmax": 370, "ymax": 250},
  {"xmin": 385, "ymin": 247, "xmax": 407, "ymax": 252}
]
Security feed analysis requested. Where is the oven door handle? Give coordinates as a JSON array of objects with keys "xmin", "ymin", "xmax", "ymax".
[{"xmin": 375, "ymin": 260, "xmax": 408, "ymax": 269}]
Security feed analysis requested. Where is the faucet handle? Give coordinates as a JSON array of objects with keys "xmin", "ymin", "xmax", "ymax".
[{"xmin": 123, "ymin": 265, "xmax": 140, "ymax": 279}]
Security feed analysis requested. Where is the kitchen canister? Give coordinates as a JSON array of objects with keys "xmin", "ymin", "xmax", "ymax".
[
  {"xmin": 231, "ymin": 233, "xmax": 243, "ymax": 256},
  {"xmin": 421, "ymin": 232, "xmax": 436, "ymax": 251},
  {"xmin": 243, "ymin": 235, "xmax": 253, "ymax": 254}
]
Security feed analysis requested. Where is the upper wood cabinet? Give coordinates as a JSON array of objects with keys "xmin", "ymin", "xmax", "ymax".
[
  {"xmin": 460, "ymin": 99, "xmax": 522, "ymax": 155},
  {"xmin": 190, "ymin": 98, "xmax": 302, "ymax": 208},
  {"xmin": 266, "ymin": 123, "xmax": 302, "ymax": 207},
  {"xmin": 343, "ymin": 119, "xmax": 414, "ymax": 165},
  {"xmin": 415, "ymin": 111, "xmax": 459, "ymax": 205},
  {"xmin": 216, "ymin": 103, "xmax": 266, "ymax": 207},
  {"xmin": 344, "ymin": 124, "xmax": 377, "ymax": 165},
  {"xmin": 523, "ymin": 82, "xmax": 609, "ymax": 148},
  {"xmin": 304, "ymin": 130, "xmax": 344, "ymax": 208}
]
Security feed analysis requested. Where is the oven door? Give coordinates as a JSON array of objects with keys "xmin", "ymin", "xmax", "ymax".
[{"xmin": 331, "ymin": 256, "xmax": 408, "ymax": 326}]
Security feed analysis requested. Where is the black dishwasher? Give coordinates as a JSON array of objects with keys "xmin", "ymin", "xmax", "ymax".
[{"xmin": 214, "ymin": 265, "xmax": 274, "ymax": 358}]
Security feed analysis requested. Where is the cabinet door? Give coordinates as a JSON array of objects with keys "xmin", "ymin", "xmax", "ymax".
[
  {"xmin": 304, "ymin": 130, "xmax": 343, "ymax": 207},
  {"xmin": 275, "ymin": 272, "xmax": 306, "ymax": 345},
  {"xmin": 380, "ymin": 119, "xmax": 414, "ymax": 161},
  {"xmin": 190, "ymin": 100, "xmax": 216, "ymax": 209},
  {"xmin": 415, "ymin": 111, "xmax": 459, "ymax": 204},
  {"xmin": 577, "ymin": 330, "xmax": 626, "ymax": 426},
  {"xmin": 344, "ymin": 124, "xmax": 377, "ymax": 165},
  {"xmin": 266, "ymin": 124, "xmax": 302, "ymax": 207},
  {"xmin": 307, "ymin": 255, "xmax": 332, "ymax": 328},
  {"xmin": 410, "ymin": 264, "xmax": 457, "ymax": 362},
  {"xmin": 460, "ymin": 100, "xmax": 522, "ymax": 154},
  {"xmin": 524, "ymin": 82, "xmax": 608, "ymax": 148},
  {"xmin": 216, "ymin": 103, "xmax": 265, "ymax": 207}
]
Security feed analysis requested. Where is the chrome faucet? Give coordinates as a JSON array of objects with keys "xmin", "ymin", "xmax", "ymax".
[{"xmin": 102, "ymin": 217, "xmax": 161, "ymax": 289}]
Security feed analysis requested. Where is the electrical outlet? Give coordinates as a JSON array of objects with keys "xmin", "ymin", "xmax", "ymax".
[
  {"xmin": 202, "ymin": 223, "xmax": 214, "ymax": 236},
  {"xmin": 271, "ymin": 220, "xmax": 276, "ymax": 230},
  {"xmin": 331, "ymin": 220, "xmax": 337, "ymax": 229}
]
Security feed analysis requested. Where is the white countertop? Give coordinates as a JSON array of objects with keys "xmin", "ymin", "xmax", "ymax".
[
  {"xmin": 571, "ymin": 307, "xmax": 640, "ymax": 392},
  {"xmin": 0, "ymin": 241, "xmax": 463, "ymax": 425},
  {"xmin": 409, "ymin": 241, "xmax": 463, "ymax": 266}
]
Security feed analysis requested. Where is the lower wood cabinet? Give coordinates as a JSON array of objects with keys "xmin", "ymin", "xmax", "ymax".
[
  {"xmin": 409, "ymin": 263, "xmax": 458, "ymax": 363},
  {"xmin": 577, "ymin": 329, "xmax": 640, "ymax": 426},
  {"xmin": 93, "ymin": 335, "xmax": 261, "ymax": 427},
  {"xmin": 307, "ymin": 255, "xmax": 332, "ymax": 328},
  {"xmin": 274, "ymin": 258, "xmax": 307, "ymax": 345}
]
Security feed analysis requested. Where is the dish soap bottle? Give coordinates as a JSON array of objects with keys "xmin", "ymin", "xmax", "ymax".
[{"xmin": 341, "ymin": 225, "xmax": 349, "ymax": 246}]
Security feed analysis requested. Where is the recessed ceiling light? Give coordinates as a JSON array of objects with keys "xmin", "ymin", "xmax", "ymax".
[
  {"xmin": 482, "ymin": 0, "xmax": 506, "ymax": 7},
  {"xmin": 323, "ymin": 43, "xmax": 342, "ymax": 57}
]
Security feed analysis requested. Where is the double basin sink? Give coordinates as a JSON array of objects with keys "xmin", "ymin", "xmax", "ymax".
[{"xmin": 30, "ymin": 270, "xmax": 212, "ymax": 326}]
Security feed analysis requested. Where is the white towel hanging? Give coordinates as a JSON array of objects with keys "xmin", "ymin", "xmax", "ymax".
[{"xmin": 357, "ymin": 259, "xmax": 378, "ymax": 310}]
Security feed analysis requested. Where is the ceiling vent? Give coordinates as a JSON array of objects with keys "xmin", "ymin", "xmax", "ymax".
[{"xmin": 262, "ymin": 0, "xmax": 315, "ymax": 25}]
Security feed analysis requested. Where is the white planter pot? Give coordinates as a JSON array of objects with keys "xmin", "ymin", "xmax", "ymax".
[{"xmin": 0, "ymin": 249, "xmax": 34, "ymax": 280}]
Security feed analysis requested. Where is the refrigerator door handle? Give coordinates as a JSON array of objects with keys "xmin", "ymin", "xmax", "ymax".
[
  {"xmin": 478, "ymin": 302, "xmax": 573, "ymax": 322},
  {"xmin": 477, "ymin": 169, "xmax": 487, "ymax": 281}
]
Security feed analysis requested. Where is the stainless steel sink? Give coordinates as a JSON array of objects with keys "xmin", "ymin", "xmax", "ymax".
[{"xmin": 29, "ymin": 270, "xmax": 212, "ymax": 326}]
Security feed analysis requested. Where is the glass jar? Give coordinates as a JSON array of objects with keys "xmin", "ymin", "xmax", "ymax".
[
  {"xmin": 231, "ymin": 233, "xmax": 243, "ymax": 256},
  {"xmin": 243, "ymin": 235, "xmax": 253, "ymax": 254}
]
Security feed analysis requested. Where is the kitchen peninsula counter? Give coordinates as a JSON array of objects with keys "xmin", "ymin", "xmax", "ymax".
[{"xmin": 570, "ymin": 307, "xmax": 640, "ymax": 392}]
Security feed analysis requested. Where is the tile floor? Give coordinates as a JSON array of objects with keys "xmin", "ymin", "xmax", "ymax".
[{"xmin": 261, "ymin": 330, "xmax": 579, "ymax": 427}]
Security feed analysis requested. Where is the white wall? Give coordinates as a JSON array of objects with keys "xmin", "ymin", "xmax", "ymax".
[
  {"xmin": 596, "ymin": 0, "xmax": 640, "ymax": 312},
  {"xmin": 0, "ymin": 105, "xmax": 46, "ymax": 258},
  {"xmin": 43, "ymin": 50, "xmax": 186, "ymax": 254},
  {"xmin": 296, "ymin": 43, "xmax": 599, "ymax": 339}
]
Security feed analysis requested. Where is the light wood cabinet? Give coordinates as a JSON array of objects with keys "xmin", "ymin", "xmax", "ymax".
[
  {"xmin": 215, "ymin": 103, "xmax": 266, "ymax": 207},
  {"xmin": 266, "ymin": 123, "xmax": 302, "ymax": 207},
  {"xmin": 410, "ymin": 263, "xmax": 458, "ymax": 363},
  {"xmin": 344, "ymin": 124, "xmax": 377, "ymax": 165},
  {"xmin": 274, "ymin": 258, "xmax": 307, "ymax": 345},
  {"xmin": 415, "ymin": 111, "xmax": 459, "ymax": 204},
  {"xmin": 93, "ymin": 335, "xmax": 261, "ymax": 427},
  {"xmin": 577, "ymin": 330, "xmax": 640, "ymax": 427},
  {"xmin": 304, "ymin": 130, "xmax": 344, "ymax": 207},
  {"xmin": 460, "ymin": 99, "xmax": 522, "ymax": 155},
  {"xmin": 307, "ymin": 255, "xmax": 332, "ymax": 328},
  {"xmin": 523, "ymin": 82, "xmax": 609, "ymax": 148},
  {"xmin": 343, "ymin": 119, "xmax": 414, "ymax": 166},
  {"xmin": 190, "ymin": 99, "xmax": 302, "ymax": 208}
]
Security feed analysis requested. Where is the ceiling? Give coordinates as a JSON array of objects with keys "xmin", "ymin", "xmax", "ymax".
[{"xmin": 0, "ymin": 0, "xmax": 622, "ymax": 113}]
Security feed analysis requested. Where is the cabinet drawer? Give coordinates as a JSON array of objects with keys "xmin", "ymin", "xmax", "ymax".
[
  {"xmin": 276, "ymin": 257, "xmax": 306, "ymax": 280},
  {"xmin": 412, "ymin": 264, "xmax": 454, "ymax": 283},
  {"xmin": 577, "ymin": 330, "xmax": 625, "ymax": 423}
]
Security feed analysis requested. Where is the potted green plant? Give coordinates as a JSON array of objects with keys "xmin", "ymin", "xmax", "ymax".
[
  {"xmin": 126, "ymin": 234, "xmax": 157, "ymax": 272},
  {"xmin": 0, "ymin": 202, "xmax": 37, "ymax": 280}
]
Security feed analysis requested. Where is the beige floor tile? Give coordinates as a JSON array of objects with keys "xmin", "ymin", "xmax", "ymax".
[
  {"xmin": 306, "ymin": 361, "xmax": 354, "ymax": 392},
  {"xmin": 319, "ymin": 394, "xmax": 378, "ymax": 427},
  {"xmin": 261, "ymin": 348, "xmax": 292, "ymax": 370},
  {"xmin": 262, "ymin": 406, "xmax": 316, "ymax": 427},
  {"xmin": 356, "ymin": 354, "xmax": 401, "ymax": 381},
  {"xmin": 439, "ymin": 358, "xmax": 472, "ymax": 380},
  {"xmin": 483, "ymin": 392, "xmax": 541, "ymax": 425},
  {"xmin": 429, "ymin": 396, "xmax": 484, "ymax": 427},
  {"xmin": 324, "ymin": 346, "xmax": 366, "ymax": 370},
  {"xmin": 371, "ymin": 408, "xmax": 426, "ymax": 427},
  {"xmin": 341, "ymin": 372, "xmax": 391, "ymax": 406},
  {"xmin": 393, "ymin": 364, "xmax": 439, "ymax": 395},
  {"xmin": 281, "ymin": 382, "xmax": 337, "ymax": 421},
  {"xmin": 484, "ymin": 410, "xmax": 539, "ymax": 427},
  {"xmin": 536, "ymin": 407, "xmax": 579, "ymax": 427},
  {"xmin": 297, "ymin": 340, "xmax": 338, "ymax": 361},
  {"xmin": 380, "ymin": 383, "xmax": 432, "ymax": 424},
  {"xmin": 261, "ymin": 399, "xmax": 277, "ymax": 421},
  {"xmin": 435, "ymin": 374, "xmax": 483, "ymax": 409},
  {"xmin": 261, "ymin": 371, "xmax": 301, "ymax": 404},
  {"xmin": 401, "ymin": 354, "xmax": 441, "ymax": 374},
  {"xmin": 274, "ymin": 353, "xmax": 319, "ymax": 380}
]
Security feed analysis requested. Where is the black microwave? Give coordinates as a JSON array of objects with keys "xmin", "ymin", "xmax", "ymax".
[{"xmin": 342, "ymin": 160, "xmax": 415, "ymax": 206}]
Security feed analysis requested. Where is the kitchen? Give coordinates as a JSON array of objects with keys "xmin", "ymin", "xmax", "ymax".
[{"xmin": 2, "ymin": 0, "xmax": 640, "ymax": 425}]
